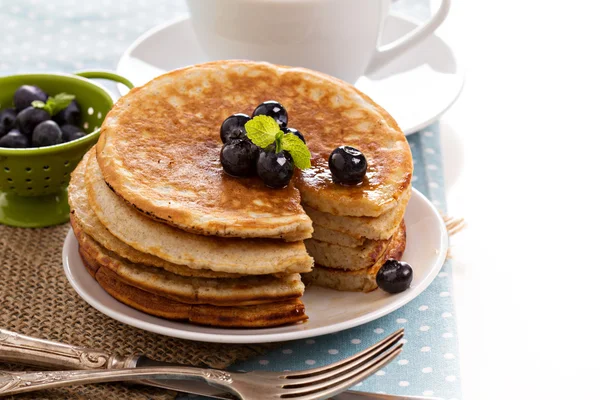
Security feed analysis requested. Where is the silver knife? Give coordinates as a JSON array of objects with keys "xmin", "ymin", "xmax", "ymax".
[{"xmin": 0, "ymin": 329, "xmax": 439, "ymax": 400}]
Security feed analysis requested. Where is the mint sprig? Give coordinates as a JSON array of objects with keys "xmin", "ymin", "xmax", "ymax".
[
  {"xmin": 245, "ymin": 115, "xmax": 312, "ymax": 170},
  {"xmin": 281, "ymin": 133, "xmax": 311, "ymax": 169},
  {"xmin": 32, "ymin": 93, "xmax": 75, "ymax": 116}
]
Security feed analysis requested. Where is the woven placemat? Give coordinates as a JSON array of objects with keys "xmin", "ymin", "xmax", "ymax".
[{"xmin": 0, "ymin": 224, "xmax": 274, "ymax": 400}]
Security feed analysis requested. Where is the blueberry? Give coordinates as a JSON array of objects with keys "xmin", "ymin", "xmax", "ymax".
[
  {"xmin": 53, "ymin": 100, "xmax": 81, "ymax": 126},
  {"xmin": 32, "ymin": 120, "xmax": 63, "ymax": 147},
  {"xmin": 0, "ymin": 108, "xmax": 17, "ymax": 137},
  {"xmin": 16, "ymin": 106, "xmax": 51, "ymax": 137},
  {"xmin": 220, "ymin": 139, "xmax": 259, "ymax": 177},
  {"xmin": 257, "ymin": 150, "xmax": 294, "ymax": 188},
  {"xmin": 14, "ymin": 85, "xmax": 48, "ymax": 112},
  {"xmin": 328, "ymin": 145, "xmax": 368, "ymax": 185},
  {"xmin": 220, "ymin": 113, "xmax": 251, "ymax": 144},
  {"xmin": 376, "ymin": 260, "xmax": 413, "ymax": 294},
  {"xmin": 61, "ymin": 124, "xmax": 86, "ymax": 142},
  {"xmin": 0, "ymin": 129, "xmax": 29, "ymax": 148},
  {"xmin": 252, "ymin": 101, "xmax": 288, "ymax": 128},
  {"xmin": 283, "ymin": 127, "xmax": 305, "ymax": 143}
]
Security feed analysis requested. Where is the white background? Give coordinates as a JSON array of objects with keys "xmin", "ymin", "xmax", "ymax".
[{"xmin": 436, "ymin": 0, "xmax": 600, "ymax": 398}]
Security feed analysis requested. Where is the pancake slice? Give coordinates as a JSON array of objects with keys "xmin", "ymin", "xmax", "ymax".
[
  {"xmin": 90, "ymin": 264, "xmax": 307, "ymax": 328},
  {"xmin": 85, "ymin": 150, "xmax": 314, "ymax": 275},
  {"xmin": 68, "ymin": 150, "xmax": 241, "ymax": 279},
  {"xmin": 303, "ymin": 221, "xmax": 407, "ymax": 292},
  {"xmin": 311, "ymin": 225, "xmax": 366, "ymax": 247},
  {"xmin": 73, "ymin": 218, "xmax": 305, "ymax": 306},
  {"xmin": 303, "ymin": 188, "xmax": 410, "ymax": 241},
  {"xmin": 305, "ymin": 237, "xmax": 391, "ymax": 270}
]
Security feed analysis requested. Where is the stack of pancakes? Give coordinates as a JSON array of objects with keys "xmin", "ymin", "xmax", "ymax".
[
  {"xmin": 301, "ymin": 192, "xmax": 410, "ymax": 292},
  {"xmin": 68, "ymin": 149, "xmax": 314, "ymax": 327},
  {"xmin": 68, "ymin": 61, "xmax": 412, "ymax": 328}
]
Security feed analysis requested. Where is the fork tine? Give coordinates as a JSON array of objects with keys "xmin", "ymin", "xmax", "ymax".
[
  {"xmin": 445, "ymin": 216, "xmax": 466, "ymax": 235},
  {"xmin": 279, "ymin": 339, "xmax": 402, "ymax": 394},
  {"xmin": 280, "ymin": 346, "xmax": 403, "ymax": 399},
  {"xmin": 279, "ymin": 338, "xmax": 403, "ymax": 387},
  {"xmin": 280, "ymin": 328, "xmax": 404, "ymax": 379}
]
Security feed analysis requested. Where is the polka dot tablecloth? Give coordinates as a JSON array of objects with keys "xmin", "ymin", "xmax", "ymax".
[{"xmin": 0, "ymin": 0, "xmax": 461, "ymax": 398}]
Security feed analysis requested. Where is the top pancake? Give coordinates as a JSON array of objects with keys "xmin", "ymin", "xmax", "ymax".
[{"xmin": 97, "ymin": 61, "xmax": 412, "ymax": 238}]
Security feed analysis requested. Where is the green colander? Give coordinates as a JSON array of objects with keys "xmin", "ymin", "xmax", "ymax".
[{"xmin": 0, "ymin": 71, "xmax": 134, "ymax": 228}]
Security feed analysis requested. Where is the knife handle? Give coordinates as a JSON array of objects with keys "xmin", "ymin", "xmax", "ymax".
[{"xmin": 0, "ymin": 329, "xmax": 138, "ymax": 370}]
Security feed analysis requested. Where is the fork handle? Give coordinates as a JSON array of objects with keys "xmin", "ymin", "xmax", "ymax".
[
  {"xmin": 0, "ymin": 367, "xmax": 235, "ymax": 397},
  {"xmin": 0, "ymin": 329, "xmax": 137, "ymax": 370}
]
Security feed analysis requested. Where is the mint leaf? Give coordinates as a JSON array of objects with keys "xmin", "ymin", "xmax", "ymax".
[
  {"xmin": 51, "ymin": 93, "xmax": 75, "ymax": 113},
  {"xmin": 31, "ymin": 93, "xmax": 76, "ymax": 116},
  {"xmin": 274, "ymin": 130, "xmax": 284, "ymax": 153},
  {"xmin": 31, "ymin": 100, "xmax": 46, "ymax": 110},
  {"xmin": 281, "ymin": 134, "xmax": 311, "ymax": 170},
  {"xmin": 245, "ymin": 115, "xmax": 281, "ymax": 148},
  {"xmin": 245, "ymin": 115, "xmax": 312, "ymax": 170}
]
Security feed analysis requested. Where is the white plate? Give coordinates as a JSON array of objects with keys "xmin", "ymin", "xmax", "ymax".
[
  {"xmin": 116, "ymin": 15, "xmax": 464, "ymax": 135},
  {"xmin": 63, "ymin": 189, "xmax": 448, "ymax": 344}
]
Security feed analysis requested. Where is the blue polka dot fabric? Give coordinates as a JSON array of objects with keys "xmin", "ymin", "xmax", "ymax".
[{"xmin": 0, "ymin": 1, "xmax": 461, "ymax": 398}]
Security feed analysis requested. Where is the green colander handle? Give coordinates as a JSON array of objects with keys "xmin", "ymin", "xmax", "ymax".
[{"xmin": 74, "ymin": 70, "xmax": 135, "ymax": 90}]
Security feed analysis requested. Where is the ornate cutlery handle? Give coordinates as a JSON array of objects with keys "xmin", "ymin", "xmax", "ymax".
[
  {"xmin": 0, "ymin": 367, "xmax": 235, "ymax": 397},
  {"xmin": 0, "ymin": 329, "xmax": 137, "ymax": 370}
]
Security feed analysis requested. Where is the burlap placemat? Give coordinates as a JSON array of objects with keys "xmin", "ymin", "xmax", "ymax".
[{"xmin": 0, "ymin": 224, "xmax": 274, "ymax": 400}]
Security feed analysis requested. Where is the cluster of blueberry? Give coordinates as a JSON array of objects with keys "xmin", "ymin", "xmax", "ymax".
[
  {"xmin": 0, "ymin": 85, "xmax": 86, "ymax": 148},
  {"xmin": 220, "ymin": 101, "xmax": 306, "ymax": 188},
  {"xmin": 220, "ymin": 100, "xmax": 373, "ymax": 189}
]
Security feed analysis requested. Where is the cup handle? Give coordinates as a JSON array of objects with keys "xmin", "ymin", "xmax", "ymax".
[
  {"xmin": 74, "ymin": 70, "xmax": 135, "ymax": 90},
  {"xmin": 365, "ymin": 0, "xmax": 451, "ymax": 75}
]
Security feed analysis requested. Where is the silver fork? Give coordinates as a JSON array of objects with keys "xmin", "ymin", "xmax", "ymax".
[{"xmin": 0, "ymin": 329, "xmax": 404, "ymax": 399}]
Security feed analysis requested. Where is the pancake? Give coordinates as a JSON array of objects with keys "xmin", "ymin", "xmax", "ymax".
[
  {"xmin": 90, "ymin": 265, "xmax": 307, "ymax": 328},
  {"xmin": 303, "ymin": 188, "xmax": 410, "ymax": 241},
  {"xmin": 305, "ymin": 236, "xmax": 391, "ymax": 270},
  {"xmin": 311, "ymin": 225, "xmax": 365, "ymax": 247},
  {"xmin": 97, "ymin": 64, "xmax": 312, "ymax": 242},
  {"xmin": 68, "ymin": 150, "xmax": 240, "ymax": 279},
  {"xmin": 96, "ymin": 61, "xmax": 412, "ymax": 241},
  {"xmin": 73, "ymin": 218, "xmax": 304, "ymax": 306},
  {"xmin": 85, "ymin": 151, "xmax": 314, "ymax": 275},
  {"xmin": 303, "ymin": 221, "xmax": 407, "ymax": 292}
]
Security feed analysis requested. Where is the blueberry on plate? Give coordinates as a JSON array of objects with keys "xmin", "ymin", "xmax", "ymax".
[
  {"xmin": 0, "ymin": 129, "xmax": 29, "ymax": 148},
  {"xmin": 257, "ymin": 150, "xmax": 294, "ymax": 188},
  {"xmin": 376, "ymin": 259, "xmax": 413, "ymax": 294},
  {"xmin": 252, "ymin": 101, "xmax": 288, "ymax": 128},
  {"xmin": 32, "ymin": 120, "xmax": 63, "ymax": 147},
  {"xmin": 16, "ymin": 106, "xmax": 51, "ymax": 137},
  {"xmin": 61, "ymin": 124, "xmax": 86, "ymax": 142},
  {"xmin": 329, "ymin": 145, "xmax": 367, "ymax": 185},
  {"xmin": 283, "ymin": 127, "xmax": 305, "ymax": 143},
  {"xmin": 220, "ymin": 113, "xmax": 251, "ymax": 144},
  {"xmin": 14, "ymin": 85, "xmax": 48, "ymax": 112},
  {"xmin": 220, "ymin": 138, "xmax": 259, "ymax": 177},
  {"xmin": 53, "ymin": 100, "xmax": 81, "ymax": 126}
]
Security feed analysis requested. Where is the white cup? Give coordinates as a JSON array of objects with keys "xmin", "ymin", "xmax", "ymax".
[{"xmin": 185, "ymin": 0, "xmax": 450, "ymax": 83}]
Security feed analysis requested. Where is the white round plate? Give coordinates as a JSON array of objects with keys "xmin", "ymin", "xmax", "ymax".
[
  {"xmin": 116, "ymin": 15, "xmax": 464, "ymax": 135},
  {"xmin": 63, "ymin": 189, "xmax": 448, "ymax": 344}
]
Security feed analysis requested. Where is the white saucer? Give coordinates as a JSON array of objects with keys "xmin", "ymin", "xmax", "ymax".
[
  {"xmin": 116, "ymin": 15, "xmax": 464, "ymax": 135},
  {"xmin": 63, "ymin": 189, "xmax": 448, "ymax": 344}
]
